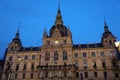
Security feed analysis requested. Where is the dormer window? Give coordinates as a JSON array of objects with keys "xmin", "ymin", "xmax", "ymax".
[
  {"xmin": 45, "ymin": 51, "xmax": 50, "ymax": 61},
  {"xmin": 63, "ymin": 39, "xmax": 66, "ymax": 44},
  {"xmin": 109, "ymin": 40, "xmax": 112, "ymax": 45},
  {"xmin": 63, "ymin": 50, "xmax": 67, "ymax": 60},
  {"xmin": 46, "ymin": 40, "xmax": 50, "ymax": 45}
]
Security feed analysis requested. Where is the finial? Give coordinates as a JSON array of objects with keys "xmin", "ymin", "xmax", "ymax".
[
  {"xmin": 104, "ymin": 17, "xmax": 107, "ymax": 26},
  {"xmin": 15, "ymin": 22, "xmax": 20, "ymax": 38},
  {"xmin": 58, "ymin": 0, "xmax": 60, "ymax": 11},
  {"xmin": 104, "ymin": 17, "xmax": 109, "ymax": 32},
  {"xmin": 17, "ymin": 22, "xmax": 21, "ymax": 34},
  {"xmin": 43, "ymin": 27, "xmax": 48, "ymax": 38}
]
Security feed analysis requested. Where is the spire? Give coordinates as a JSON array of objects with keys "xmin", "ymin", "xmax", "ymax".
[
  {"xmin": 67, "ymin": 25, "xmax": 72, "ymax": 36},
  {"xmin": 104, "ymin": 17, "xmax": 109, "ymax": 32},
  {"xmin": 15, "ymin": 22, "xmax": 20, "ymax": 39},
  {"xmin": 55, "ymin": 0, "xmax": 63, "ymax": 25},
  {"xmin": 58, "ymin": 0, "xmax": 60, "ymax": 12},
  {"xmin": 43, "ymin": 27, "xmax": 48, "ymax": 38}
]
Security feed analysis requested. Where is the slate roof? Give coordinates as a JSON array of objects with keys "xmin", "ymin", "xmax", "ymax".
[
  {"xmin": 20, "ymin": 47, "xmax": 41, "ymax": 51},
  {"xmin": 73, "ymin": 43, "xmax": 103, "ymax": 49}
]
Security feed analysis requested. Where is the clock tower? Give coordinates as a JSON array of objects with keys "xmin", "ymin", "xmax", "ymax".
[{"xmin": 41, "ymin": 4, "xmax": 73, "ymax": 65}]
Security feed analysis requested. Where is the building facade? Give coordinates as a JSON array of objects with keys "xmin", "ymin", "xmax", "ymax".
[
  {"xmin": 1, "ymin": 6, "xmax": 120, "ymax": 80},
  {"xmin": 0, "ymin": 59, "xmax": 4, "ymax": 79}
]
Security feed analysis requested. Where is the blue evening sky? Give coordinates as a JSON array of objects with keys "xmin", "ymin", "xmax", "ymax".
[{"xmin": 0, "ymin": 0, "xmax": 120, "ymax": 59}]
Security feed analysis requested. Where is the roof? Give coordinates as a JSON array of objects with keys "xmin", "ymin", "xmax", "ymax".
[
  {"xmin": 73, "ymin": 43, "xmax": 103, "ymax": 49},
  {"xmin": 0, "ymin": 60, "xmax": 4, "ymax": 65},
  {"xmin": 20, "ymin": 47, "xmax": 41, "ymax": 51}
]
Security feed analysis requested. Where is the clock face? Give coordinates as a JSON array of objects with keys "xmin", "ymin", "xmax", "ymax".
[{"xmin": 55, "ymin": 40, "xmax": 59, "ymax": 44}]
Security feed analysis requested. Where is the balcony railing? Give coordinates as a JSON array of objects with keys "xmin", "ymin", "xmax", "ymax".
[{"xmin": 37, "ymin": 64, "xmax": 77, "ymax": 70}]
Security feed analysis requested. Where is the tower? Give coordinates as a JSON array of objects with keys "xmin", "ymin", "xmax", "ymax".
[
  {"xmin": 41, "ymin": 3, "xmax": 73, "ymax": 66},
  {"xmin": 42, "ymin": 4, "xmax": 72, "ymax": 47},
  {"xmin": 101, "ymin": 18, "xmax": 116, "ymax": 47},
  {"xmin": 8, "ymin": 28, "xmax": 22, "ymax": 51}
]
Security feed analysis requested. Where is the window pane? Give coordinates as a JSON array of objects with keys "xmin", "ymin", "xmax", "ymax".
[
  {"xmin": 91, "ymin": 52, "xmax": 95, "ymax": 57},
  {"xmin": 94, "ymin": 72, "xmax": 97, "ymax": 77},
  {"xmin": 45, "ymin": 52, "xmax": 50, "ymax": 61},
  {"xmin": 104, "ymin": 72, "xmax": 107, "ymax": 78},
  {"xmin": 32, "ymin": 55, "xmax": 35, "ymax": 60},
  {"xmin": 54, "ymin": 51, "xmax": 58, "ymax": 60},
  {"xmin": 83, "ymin": 52, "xmax": 87, "ymax": 57},
  {"xmin": 31, "ymin": 73, "xmax": 33, "ymax": 79},
  {"xmin": 45, "ymin": 72, "xmax": 48, "ymax": 77},
  {"xmin": 16, "ymin": 64, "xmax": 19, "ymax": 71},
  {"xmin": 24, "ymin": 55, "xmax": 28, "ymax": 60},
  {"xmin": 83, "ymin": 61, "xmax": 88, "ymax": 68},
  {"xmin": 74, "ymin": 53, "xmax": 78, "ymax": 58},
  {"xmin": 23, "ymin": 73, "xmax": 25, "ymax": 79},
  {"xmin": 85, "ymin": 72, "xmax": 88, "ymax": 78},
  {"xmin": 31, "ymin": 63, "xmax": 34, "ymax": 71},
  {"xmin": 76, "ymin": 72, "xmax": 79, "ymax": 78},
  {"xmin": 64, "ymin": 71, "xmax": 67, "ymax": 77},
  {"xmin": 15, "ymin": 73, "xmax": 18, "ymax": 79},
  {"xmin": 102, "ymin": 61, "xmax": 106, "ymax": 69},
  {"xmin": 9, "ymin": 56, "xmax": 13, "ymax": 60},
  {"xmin": 100, "ymin": 51, "xmax": 104, "ymax": 56},
  {"xmin": 23, "ymin": 64, "xmax": 27, "ymax": 71},
  {"xmin": 63, "ymin": 50, "xmax": 67, "ymax": 60},
  {"xmin": 115, "ymin": 73, "xmax": 119, "ymax": 78}
]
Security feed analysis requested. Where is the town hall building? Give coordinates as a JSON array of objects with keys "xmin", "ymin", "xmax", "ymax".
[{"xmin": 1, "ymin": 5, "xmax": 120, "ymax": 80}]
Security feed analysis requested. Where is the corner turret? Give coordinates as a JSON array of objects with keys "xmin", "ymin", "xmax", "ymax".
[
  {"xmin": 8, "ymin": 27, "xmax": 22, "ymax": 51},
  {"xmin": 101, "ymin": 18, "xmax": 116, "ymax": 47}
]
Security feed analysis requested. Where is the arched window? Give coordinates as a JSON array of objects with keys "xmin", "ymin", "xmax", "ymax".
[
  {"xmin": 15, "ymin": 73, "xmax": 18, "ymax": 79},
  {"xmin": 23, "ymin": 63, "xmax": 27, "ymax": 71},
  {"xmin": 45, "ymin": 51, "xmax": 50, "ymax": 61},
  {"xmin": 54, "ymin": 51, "xmax": 58, "ymax": 60},
  {"xmin": 63, "ymin": 50, "xmax": 67, "ymax": 60},
  {"xmin": 45, "ymin": 71, "xmax": 48, "ymax": 77},
  {"xmin": 31, "ymin": 63, "xmax": 34, "ymax": 71},
  {"xmin": 31, "ymin": 73, "xmax": 33, "ymax": 79}
]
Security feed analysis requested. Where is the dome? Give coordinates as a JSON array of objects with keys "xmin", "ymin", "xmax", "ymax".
[{"xmin": 50, "ymin": 24, "xmax": 67, "ymax": 37}]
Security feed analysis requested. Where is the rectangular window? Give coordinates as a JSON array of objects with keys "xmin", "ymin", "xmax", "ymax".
[
  {"xmin": 54, "ymin": 51, "xmax": 58, "ymax": 61},
  {"xmin": 93, "ymin": 62, "xmax": 97, "ymax": 69},
  {"xmin": 45, "ymin": 72, "xmax": 48, "ymax": 77},
  {"xmin": 76, "ymin": 72, "xmax": 79, "ymax": 78},
  {"xmin": 47, "ymin": 40, "xmax": 50, "ymax": 45},
  {"xmin": 83, "ymin": 61, "xmax": 88, "ymax": 69},
  {"xmin": 31, "ymin": 63, "xmax": 34, "ymax": 71},
  {"xmin": 110, "ymin": 50, "xmax": 116, "ymax": 57},
  {"xmin": 100, "ymin": 51, "xmax": 104, "ymax": 56},
  {"xmin": 91, "ymin": 52, "xmax": 95, "ymax": 57},
  {"xmin": 102, "ymin": 61, "xmax": 106, "ymax": 69},
  {"xmin": 9, "ymin": 56, "xmax": 13, "ymax": 61},
  {"xmin": 83, "ymin": 52, "xmax": 87, "ymax": 57},
  {"xmin": 31, "ymin": 73, "xmax": 33, "ymax": 79},
  {"xmin": 74, "ymin": 53, "xmax": 78, "ymax": 58},
  {"xmin": 15, "ymin": 73, "xmax": 18, "ymax": 79},
  {"xmin": 85, "ymin": 72, "xmax": 88, "ymax": 78},
  {"xmin": 23, "ymin": 64, "xmax": 27, "ymax": 71},
  {"xmin": 94, "ymin": 72, "xmax": 97, "ymax": 77},
  {"xmin": 32, "ymin": 55, "xmax": 35, "ymax": 60},
  {"xmin": 16, "ymin": 64, "xmax": 19, "ymax": 71},
  {"xmin": 23, "ymin": 73, "xmax": 25, "ymax": 79},
  {"xmin": 17, "ymin": 55, "xmax": 21, "ymax": 60},
  {"xmin": 39, "ymin": 55, "xmax": 41, "ymax": 59},
  {"xmin": 104, "ymin": 72, "xmax": 107, "ymax": 78},
  {"xmin": 64, "ymin": 71, "xmax": 67, "ymax": 77},
  {"xmin": 115, "ymin": 73, "xmax": 119, "ymax": 78},
  {"xmin": 24, "ymin": 55, "xmax": 28, "ymax": 60},
  {"xmin": 63, "ymin": 50, "xmax": 67, "ymax": 60}
]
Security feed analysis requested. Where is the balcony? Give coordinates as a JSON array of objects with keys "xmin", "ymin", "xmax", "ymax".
[{"xmin": 37, "ymin": 64, "xmax": 77, "ymax": 70}]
